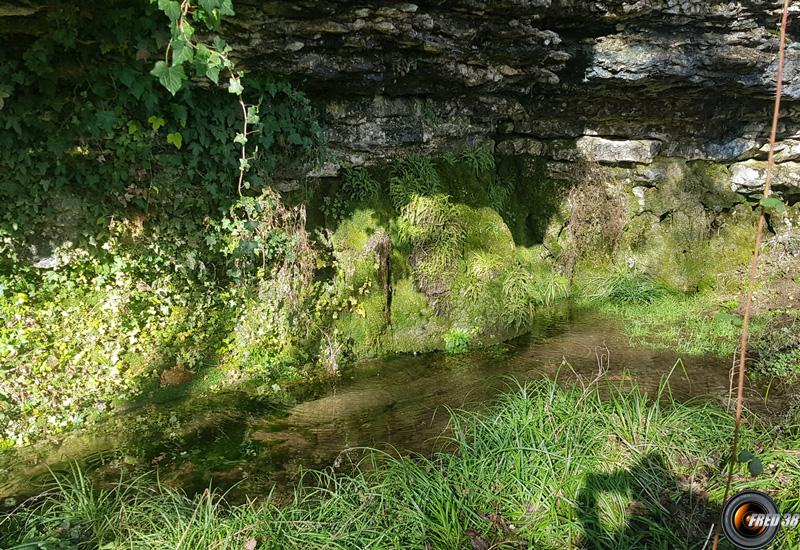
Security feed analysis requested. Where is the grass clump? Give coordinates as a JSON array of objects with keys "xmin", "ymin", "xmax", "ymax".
[
  {"xmin": 581, "ymin": 271, "xmax": 675, "ymax": 305},
  {"xmin": 7, "ymin": 378, "xmax": 790, "ymax": 549}
]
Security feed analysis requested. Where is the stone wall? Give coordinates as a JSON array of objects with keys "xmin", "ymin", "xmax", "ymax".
[{"xmin": 224, "ymin": 0, "xmax": 800, "ymax": 204}]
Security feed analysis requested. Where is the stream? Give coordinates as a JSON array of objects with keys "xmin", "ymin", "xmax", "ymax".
[{"xmin": 0, "ymin": 309, "xmax": 794, "ymax": 507}]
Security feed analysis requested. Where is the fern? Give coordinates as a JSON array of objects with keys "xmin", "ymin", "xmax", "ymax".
[
  {"xmin": 467, "ymin": 251, "xmax": 505, "ymax": 280},
  {"xmin": 487, "ymin": 177, "xmax": 514, "ymax": 216},
  {"xmin": 502, "ymin": 266, "xmax": 536, "ymax": 328},
  {"xmin": 461, "ymin": 146, "xmax": 495, "ymax": 177},
  {"xmin": 341, "ymin": 167, "xmax": 379, "ymax": 202},
  {"xmin": 388, "ymin": 156, "xmax": 442, "ymax": 209}
]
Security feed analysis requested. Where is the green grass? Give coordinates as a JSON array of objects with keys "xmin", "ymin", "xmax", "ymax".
[
  {"xmin": 594, "ymin": 293, "xmax": 744, "ymax": 356},
  {"xmin": 576, "ymin": 272, "xmax": 744, "ymax": 356},
  {"xmin": 4, "ymin": 378, "xmax": 799, "ymax": 549},
  {"xmin": 581, "ymin": 271, "xmax": 675, "ymax": 305}
]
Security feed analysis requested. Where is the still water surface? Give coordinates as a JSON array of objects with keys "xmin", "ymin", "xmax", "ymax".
[{"xmin": 0, "ymin": 310, "xmax": 791, "ymax": 504}]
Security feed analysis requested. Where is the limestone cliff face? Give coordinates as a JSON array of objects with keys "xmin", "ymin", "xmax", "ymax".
[{"xmin": 231, "ymin": 0, "xmax": 800, "ymax": 197}]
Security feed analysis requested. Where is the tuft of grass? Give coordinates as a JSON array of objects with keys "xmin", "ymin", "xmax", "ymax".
[
  {"xmin": 581, "ymin": 271, "xmax": 675, "ymax": 305},
  {"xmin": 8, "ymin": 378, "xmax": 799, "ymax": 549}
]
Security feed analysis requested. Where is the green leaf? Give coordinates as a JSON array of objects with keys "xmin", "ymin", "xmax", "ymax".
[
  {"xmin": 205, "ymin": 64, "xmax": 220, "ymax": 84},
  {"xmin": 171, "ymin": 37, "xmax": 193, "ymax": 66},
  {"xmin": 166, "ymin": 132, "xmax": 183, "ymax": 149},
  {"xmin": 748, "ymin": 457, "xmax": 764, "ymax": 476},
  {"xmin": 212, "ymin": 36, "xmax": 227, "ymax": 52},
  {"xmin": 239, "ymin": 158, "xmax": 250, "ymax": 172},
  {"xmin": 181, "ymin": 20, "xmax": 195, "ymax": 39},
  {"xmin": 738, "ymin": 450, "xmax": 754, "ymax": 463},
  {"xmin": 199, "ymin": 0, "xmax": 221, "ymax": 14},
  {"xmin": 760, "ymin": 196, "xmax": 786, "ymax": 214},
  {"xmin": 171, "ymin": 104, "xmax": 188, "ymax": 128},
  {"xmin": 246, "ymin": 105, "xmax": 260, "ymax": 125},
  {"xmin": 228, "ymin": 76, "xmax": 243, "ymax": 95},
  {"xmin": 233, "ymin": 133, "xmax": 248, "ymax": 145},
  {"xmin": 157, "ymin": 0, "xmax": 182, "ymax": 21},
  {"xmin": 151, "ymin": 61, "xmax": 186, "ymax": 95},
  {"xmin": 219, "ymin": 0, "xmax": 235, "ymax": 16},
  {"xmin": 148, "ymin": 115, "xmax": 166, "ymax": 131}
]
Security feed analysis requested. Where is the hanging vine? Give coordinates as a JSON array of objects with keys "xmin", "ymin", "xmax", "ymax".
[{"xmin": 150, "ymin": 0, "xmax": 259, "ymax": 195}]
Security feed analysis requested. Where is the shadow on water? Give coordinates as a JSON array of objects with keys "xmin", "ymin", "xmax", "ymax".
[{"xmin": 0, "ymin": 309, "xmax": 795, "ymax": 509}]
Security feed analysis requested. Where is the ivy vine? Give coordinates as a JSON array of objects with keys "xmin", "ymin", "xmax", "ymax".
[
  {"xmin": 0, "ymin": 0, "xmax": 323, "ymax": 288},
  {"xmin": 149, "ymin": 0, "xmax": 259, "ymax": 195}
]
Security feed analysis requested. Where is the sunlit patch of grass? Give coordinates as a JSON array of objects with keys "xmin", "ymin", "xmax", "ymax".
[
  {"xmin": 594, "ymin": 293, "xmax": 744, "ymax": 356},
  {"xmin": 575, "ymin": 271, "xmax": 748, "ymax": 356}
]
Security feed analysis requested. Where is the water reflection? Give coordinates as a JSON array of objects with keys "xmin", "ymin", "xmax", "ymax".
[{"xmin": 0, "ymin": 310, "xmax": 792, "ymax": 505}]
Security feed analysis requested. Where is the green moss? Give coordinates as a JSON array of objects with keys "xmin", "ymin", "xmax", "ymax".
[
  {"xmin": 495, "ymin": 156, "xmax": 567, "ymax": 246},
  {"xmin": 331, "ymin": 209, "xmax": 382, "ymax": 264},
  {"xmin": 460, "ymin": 206, "xmax": 516, "ymax": 258},
  {"xmin": 384, "ymin": 280, "xmax": 446, "ymax": 354},
  {"xmin": 336, "ymin": 292, "xmax": 389, "ymax": 357},
  {"xmin": 619, "ymin": 160, "xmax": 758, "ymax": 293}
]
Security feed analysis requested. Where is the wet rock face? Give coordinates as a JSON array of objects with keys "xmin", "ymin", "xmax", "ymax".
[{"xmin": 231, "ymin": 0, "xmax": 800, "ymax": 181}]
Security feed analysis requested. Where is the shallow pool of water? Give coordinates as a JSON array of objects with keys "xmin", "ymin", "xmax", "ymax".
[{"xmin": 0, "ymin": 310, "xmax": 793, "ymax": 505}]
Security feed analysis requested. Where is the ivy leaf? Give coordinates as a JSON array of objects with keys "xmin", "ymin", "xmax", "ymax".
[
  {"xmin": 233, "ymin": 133, "xmax": 247, "ymax": 145},
  {"xmin": 166, "ymin": 132, "xmax": 183, "ymax": 150},
  {"xmin": 171, "ymin": 37, "xmax": 194, "ymax": 66},
  {"xmin": 228, "ymin": 76, "xmax": 243, "ymax": 95},
  {"xmin": 246, "ymin": 106, "xmax": 260, "ymax": 125},
  {"xmin": 760, "ymin": 196, "xmax": 786, "ymax": 215},
  {"xmin": 198, "ymin": 0, "xmax": 221, "ymax": 14},
  {"xmin": 148, "ymin": 115, "xmax": 166, "ymax": 131},
  {"xmin": 170, "ymin": 104, "xmax": 188, "ymax": 128},
  {"xmin": 157, "ymin": 0, "xmax": 182, "ymax": 22},
  {"xmin": 151, "ymin": 61, "xmax": 186, "ymax": 96},
  {"xmin": 181, "ymin": 20, "xmax": 195, "ymax": 39},
  {"xmin": 206, "ymin": 64, "xmax": 221, "ymax": 85},
  {"xmin": 219, "ymin": 0, "xmax": 235, "ymax": 16},
  {"xmin": 738, "ymin": 450, "xmax": 754, "ymax": 463}
]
